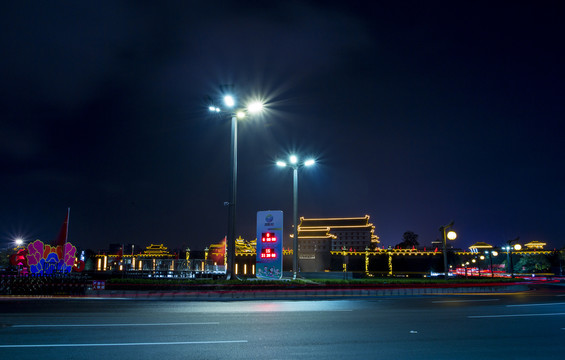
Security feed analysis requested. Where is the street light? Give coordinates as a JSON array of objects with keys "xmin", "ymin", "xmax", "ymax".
[
  {"xmin": 504, "ymin": 237, "xmax": 520, "ymax": 278},
  {"xmin": 209, "ymin": 92, "xmax": 264, "ymax": 279},
  {"xmin": 276, "ymin": 154, "xmax": 315, "ymax": 279},
  {"xmin": 484, "ymin": 250, "xmax": 498, "ymax": 277},
  {"xmin": 439, "ymin": 221, "xmax": 457, "ymax": 279}
]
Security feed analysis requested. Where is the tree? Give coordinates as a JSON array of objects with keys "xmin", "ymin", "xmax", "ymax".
[
  {"xmin": 513, "ymin": 254, "xmax": 551, "ymax": 273},
  {"xmin": 395, "ymin": 231, "xmax": 419, "ymax": 249}
]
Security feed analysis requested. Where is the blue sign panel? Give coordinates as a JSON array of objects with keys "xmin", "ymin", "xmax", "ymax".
[{"xmin": 256, "ymin": 210, "xmax": 283, "ymax": 280}]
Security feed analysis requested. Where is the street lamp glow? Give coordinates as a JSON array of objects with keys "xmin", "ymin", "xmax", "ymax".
[
  {"xmin": 514, "ymin": 244, "xmax": 522, "ymax": 251},
  {"xmin": 15, "ymin": 238, "xmax": 23, "ymax": 246},
  {"xmin": 223, "ymin": 95, "xmax": 235, "ymax": 108},
  {"xmin": 276, "ymin": 161, "xmax": 287, "ymax": 167},
  {"xmin": 236, "ymin": 111, "xmax": 246, "ymax": 119},
  {"xmin": 289, "ymin": 155, "xmax": 298, "ymax": 164},
  {"xmin": 304, "ymin": 159, "xmax": 315, "ymax": 167},
  {"xmin": 447, "ymin": 230, "xmax": 457, "ymax": 240},
  {"xmin": 247, "ymin": 101, "xmax": 263, "ymax": 114}
]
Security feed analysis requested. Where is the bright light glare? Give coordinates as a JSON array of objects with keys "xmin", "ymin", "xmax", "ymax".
[
  {"xmin": 276, "ymin": 161, "xmax": 287, "ymax": 167},
  {"xmin": 514, "ymin": 244, "xmax": 522, "ymax": 251},
  {"xmin": 223, "ymin": 95, "xmax": 235, "ymax": 108},
  {"xmin": 237, "ymin": 111, "xmax": 246, "ymax": 119},
  {"xmin": 209, "ymin": 106, "xmax": 216, "ymax": 112},
  {"xmin": 289, "ymin": 155, "xmax": 298, "ymax": 164},
  {"xmin": 247, "ymin": 101, "xmax": 263, "ymax": 114},
  {"xmin": 15, "ymin": 238, "xmax": 23, "ymax": 246},
  {"xmin": 447, "ymin": 230, "xmax": 457, "ymax": 240},
  {"xmin": 492, "ymin": 251, "xmax": 498, "ymax": 256},
  {"xmin": 304, "ymin": 159, "xmax": 315, "ymax": 166}
]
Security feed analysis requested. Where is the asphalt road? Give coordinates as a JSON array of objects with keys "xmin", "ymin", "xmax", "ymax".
[{"xmin": 1, "ymin": 284, "xmax": 564, "ymax": 360}]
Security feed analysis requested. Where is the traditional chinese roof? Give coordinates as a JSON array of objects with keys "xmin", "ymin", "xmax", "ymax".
[
  {"xmin": 143, "ymin": 244, "xmax": 170, "ymax": 255},
  {"xmin": 469, "ymin": 242, "xmax": 493, "ymax": 249},
  {"xmin": 524, "ymin": 241, "xmax": 546, "ymax": 249},
  {"xmin": 296, "ymin": 227, "xmax": 337, "ymax": 239},
  {"xmin": 299, "ymin": 215, "xmax": 373, "ymax": 228},
  {"xmin": 298, "ymin": 215, "xmax": 379, "ymax": 243}
]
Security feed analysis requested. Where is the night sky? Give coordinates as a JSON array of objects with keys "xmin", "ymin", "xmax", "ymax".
[{"xmin": 2, "ymin": 1, "xmax": 564, "ymax": 253}]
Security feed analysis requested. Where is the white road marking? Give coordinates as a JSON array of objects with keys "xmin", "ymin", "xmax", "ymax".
[
  {"xmin": 0, "ymin": 340, "xmax": 248, "ymax": 348},
  {"xmin": 507, "ymin": 302, "xmax": 565, "ymax": 307},
  {"xmin": 12, "ymin": 322, "xmax": 219, "ymax": 328},
  {"xmin": 432, "ymin": 299, "xmax": 500, "ymax": 303},
  {"xmin": 469, "ymin": 312, "xmax": 565, "ymax": 318}
]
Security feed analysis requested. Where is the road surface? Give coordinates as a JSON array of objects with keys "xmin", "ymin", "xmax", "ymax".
[{"xmin": 1, "ymin": 284, "xmax": 564, "ymax": 359}]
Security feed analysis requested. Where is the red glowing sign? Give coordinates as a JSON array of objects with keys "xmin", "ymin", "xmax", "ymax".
[
  {"xmin": 260, "ymin": 248, "xmax": 277, "ymax": 258},
  {"xmin": 261, "ymin": 232, "xmax": 277, "ymax": 243}
]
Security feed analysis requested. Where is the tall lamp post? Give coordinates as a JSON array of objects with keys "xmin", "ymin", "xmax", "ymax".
[
  {"xmin": 439, "ymin": 221, "xmax": 457, "ymax": 279},
  {"xmin": 209, "ymin": 94, "xmax": 263, "ymax": 280},
  {"xmin": 276, "ymin": 155, "xmax": 315, "ymax": 279}
]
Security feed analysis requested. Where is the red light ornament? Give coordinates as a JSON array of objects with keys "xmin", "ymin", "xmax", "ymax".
[
  {"xmin": 260, "ymin": 248, "xmax": 277, "ymax": 258},
  {"xmin": 261, "ymin": 232, "xmax": 277, "ymax": 242}
]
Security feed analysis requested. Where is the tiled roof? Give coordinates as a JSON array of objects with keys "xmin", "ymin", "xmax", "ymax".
[{"xmin": 299, "ymin": 216, "xmax": 371, "ymax": 228}]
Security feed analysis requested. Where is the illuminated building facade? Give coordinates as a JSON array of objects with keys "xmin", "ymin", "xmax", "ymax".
[
  {"xmin": 297, "ymin": 215, "xmax": 380, "ymax": 272},
  {"xmin": 95, "ymin": 244, "xmax": 177, "ymax": 273}
]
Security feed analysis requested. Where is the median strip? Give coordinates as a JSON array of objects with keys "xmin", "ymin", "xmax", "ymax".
[
  {"xmin": 12, "ymin": 322, "xmax": 219, "ymax": 328},
  {"xmin": 0, "ymin": 340, "xmax": 248, "ymax": 348},
  {"xmin": 469, "ymin": 312, "xmax": 565, "ymax": 318}
]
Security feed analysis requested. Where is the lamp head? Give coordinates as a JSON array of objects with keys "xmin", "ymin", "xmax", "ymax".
[
  {"xmin": 247, "ymin": 101, "xmax": 263, "ymax": 114},
  {"xmin": 223, "ymin": 95, "xmax": 235, "ymax": 108}
]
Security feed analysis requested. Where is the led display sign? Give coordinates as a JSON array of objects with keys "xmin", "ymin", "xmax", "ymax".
[
  {"xmin": 256, "ymin": 210, "xmax": 283, "ymax": 280},
  {"xmin": 261, "ymin": 232, "xmax": 277, "ymax": 242}
]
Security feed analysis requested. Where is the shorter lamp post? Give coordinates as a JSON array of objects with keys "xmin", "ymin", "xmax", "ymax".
[
  {"xmin": 439, "ymin": 222, "xmax": 457, "ymax": 279},
  {"xmin": 276, "ymin": 155, "xmax": 315, "ymax": 279},
  {"xmin": 484, "ymin": 250, "xmax": 498, "ymax": 277},
  {"xmin": 479, "ymin": 255, "xmax": 486, "ymax": 277},
  {"xmin": 504, "ymin": 237, "xmax": 521, "ymax": 278}
]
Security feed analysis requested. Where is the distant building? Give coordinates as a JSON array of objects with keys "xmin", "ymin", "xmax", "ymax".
[
  {"xmin": 524, "ymin": 241, "xmax": 546, "ymax": 250},
  {"xmin": 297, "ymin": 215, "xmax": 380, "ymax": 272}
]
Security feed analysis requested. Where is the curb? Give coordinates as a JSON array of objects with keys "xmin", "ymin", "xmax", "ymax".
[{"xmin": 84, "ymin": 284, "xmax": 531, "ymax": 300}]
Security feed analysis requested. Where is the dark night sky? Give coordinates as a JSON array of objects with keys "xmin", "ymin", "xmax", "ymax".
[{"xmin": 1, "ymin": 1, "xmax": 564, "ymax": 253}]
